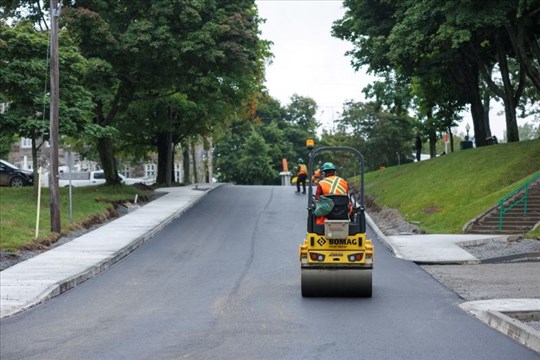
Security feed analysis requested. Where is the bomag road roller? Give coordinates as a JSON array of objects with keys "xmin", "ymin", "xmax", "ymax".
[{"xmin": 299, "ymin": 141, "xmax": 374, "ymax": 297}]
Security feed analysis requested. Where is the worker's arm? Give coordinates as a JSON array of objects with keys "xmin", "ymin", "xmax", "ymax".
[{"xmin": 315, "ymin": 184, "xmax": 323, "ymax": 199}]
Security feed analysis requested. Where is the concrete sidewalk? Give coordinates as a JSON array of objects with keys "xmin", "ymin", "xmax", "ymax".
[{"xmin": 1, "ymin": 187, "xmax": 538, "ymax": 352}]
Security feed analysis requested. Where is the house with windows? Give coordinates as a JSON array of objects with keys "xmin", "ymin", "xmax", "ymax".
[{"xmin": 5, "ymin": 136, "xmax": 213, "ymax": 185}]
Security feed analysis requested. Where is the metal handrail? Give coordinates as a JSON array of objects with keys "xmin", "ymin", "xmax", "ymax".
[{"xmin": 498, "ymin": 172, "xmax": 540, "ymax": 230}]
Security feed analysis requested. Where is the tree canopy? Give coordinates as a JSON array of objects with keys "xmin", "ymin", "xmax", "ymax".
[{"xmin": 333, "ymin": 0, "xmax": 540, "ymax": 145}]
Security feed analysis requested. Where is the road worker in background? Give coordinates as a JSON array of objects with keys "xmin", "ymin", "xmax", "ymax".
[{"xmin": 296, "ymin": 158, "xmax": 308, "ymax": 194}]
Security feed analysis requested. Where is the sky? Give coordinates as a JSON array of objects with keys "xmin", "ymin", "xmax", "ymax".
[
  {"xmin": 256, "ymin": 0, "xmax": 375, "ymax": 133},
  {"xmin": 255, "ymin": 0, "xmax": 532, "ymax": 141}
]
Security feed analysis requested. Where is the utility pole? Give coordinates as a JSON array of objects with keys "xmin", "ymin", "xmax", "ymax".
[{"xmin": 49, "ymin": 0, "xmax": 61, "ymax": 232}]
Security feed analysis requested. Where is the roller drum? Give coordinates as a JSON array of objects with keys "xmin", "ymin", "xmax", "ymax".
[{"xmin": 301, "ymin": 267, "xmax": 372, "ymax": 297}]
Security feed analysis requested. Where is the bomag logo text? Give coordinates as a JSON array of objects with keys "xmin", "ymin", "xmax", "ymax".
[{"xmin": 329, "ymin": 239, "xmax": 358, "ymax": 246}]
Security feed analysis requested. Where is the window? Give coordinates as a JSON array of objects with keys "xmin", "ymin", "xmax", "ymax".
[
  {"xmin": 93, "ymin": 171, "xmax": 105, "ymax": 179},
  {"xmin": 145, "ymin": 163, "xmax": 156, "ymax": 178},
  {"xmin": 21, "ymin": 138, "xmax": 32, "ymax": 148},
  {"xmin": 120, "ymin": 165, "xmax": 131, "ymax": 178},
  {"xmin": 174, "ymin": 163, "xmax": 182, "ymax": 183}
]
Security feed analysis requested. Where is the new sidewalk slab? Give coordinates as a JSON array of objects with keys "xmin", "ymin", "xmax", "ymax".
[
  {"xmin": 385, "ymin": 234, "xmax": 508, "ymax": 264},
  {"xmin": 365, "ymin": 214, "xmax": 508, "ymax": 265},
  {"xmin": 366, "ymin": 213, "xmax": 540, "ymax": 353},
  {"xmin": 0, "ymin": 183, "xmax": 222, "ymax": 319}
]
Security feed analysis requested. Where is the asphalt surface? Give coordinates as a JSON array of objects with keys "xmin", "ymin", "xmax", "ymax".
[{"xmin": 0, "ymin": 183, "xmax": 539, "ymax": 355}]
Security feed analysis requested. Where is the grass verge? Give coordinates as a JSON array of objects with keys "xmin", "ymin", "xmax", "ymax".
[
  {"xmin": 364, "ymin": 139, "xmax": 540, "ymax": 234},
  {"xmin": 0, "ymin": 185, "xmax": 153, "ymax": 253}
]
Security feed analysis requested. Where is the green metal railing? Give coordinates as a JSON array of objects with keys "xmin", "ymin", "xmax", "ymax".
[{"xmin": 498, "ymin": 173, "xmax": 540, "ymax": 230}]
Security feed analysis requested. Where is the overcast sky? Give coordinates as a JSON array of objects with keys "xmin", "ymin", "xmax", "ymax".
[
  {"xmin": 255, "ymin": 0, "xmax": 534, "ymax": 141},
  {"xmin": 256, "ymin": 0, "xmax": 375, "ymax": 133}
]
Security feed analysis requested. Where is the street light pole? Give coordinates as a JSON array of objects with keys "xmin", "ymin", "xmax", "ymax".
[{"xmin": 49, "ymin": 0, "xmax": 61, "ymax": 232}]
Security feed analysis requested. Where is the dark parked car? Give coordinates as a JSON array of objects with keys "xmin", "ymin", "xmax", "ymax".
[{"xmin": 0, "ymin": 159, "xmax": 34, "ymax": 187}]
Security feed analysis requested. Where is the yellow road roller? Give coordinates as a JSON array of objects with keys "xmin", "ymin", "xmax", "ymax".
[{"xmin": 299, "ymin": 142, "xmax": 374, "ymax": 297}]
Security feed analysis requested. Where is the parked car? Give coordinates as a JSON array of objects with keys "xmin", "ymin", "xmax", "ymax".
[
  {"xmin": 0, "ymin": 159, "xmax": 34, "ymax": 187},
  {"xmin": 57, "ymin": 170, "xmax": 154, "ymax": 187}
]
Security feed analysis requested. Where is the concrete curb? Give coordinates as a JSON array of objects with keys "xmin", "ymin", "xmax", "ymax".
[
  {"xmin": 480, "ymin": 251, "xmax": 540, "ymax": 264},
  {"xmin": 0, "ymin": 183, "xmax": 224, "ymax": 318},
  {"xmin": 460, "ymin": 300, "xmax": 540, "ymax": 353},
  {"xmin": 365, "ymin": 212, "xmax": 395, "ymax": 254}
]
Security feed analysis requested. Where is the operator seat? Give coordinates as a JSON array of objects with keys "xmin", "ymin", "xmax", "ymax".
[{"xmin": 324, "ymin": 194, "xmax": 350, "ymax": 220}]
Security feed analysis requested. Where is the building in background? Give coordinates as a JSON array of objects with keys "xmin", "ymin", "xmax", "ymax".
[{"xmin": 6, "ymin": 135, "xmax": 213, "ymax": 185}]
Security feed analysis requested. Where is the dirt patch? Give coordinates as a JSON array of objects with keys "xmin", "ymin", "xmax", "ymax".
[
  {"xmin": 365, "ymin": 196, "xmax": 424, "ymax": 235},
  {"xmin": 423, "ymin": 206, "xmax": 441, "ymax": 215}
]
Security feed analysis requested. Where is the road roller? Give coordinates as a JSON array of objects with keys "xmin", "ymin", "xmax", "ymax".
[{"xmin": 299, "ymin": 141, "xmax": 374, "ymax": 297}]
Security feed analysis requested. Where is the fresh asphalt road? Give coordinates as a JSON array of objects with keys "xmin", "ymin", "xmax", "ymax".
[{"xmin": 1, "ymin": 185, "xmax": 538, "ymax": 359}]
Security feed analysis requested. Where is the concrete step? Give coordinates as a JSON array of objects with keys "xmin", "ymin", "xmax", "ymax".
[
  {"xmin": 478, "ymin": 217, "xmax": 539, "ymax": 224},
  {"xmin": 466, "ymin": 228, "xmax": 523, "ymax": 234},
  {"xmin": 466, "ymin": 180, "xmax": 540, "ymax": 234},
  {"xmin": 470, "ymin": 224, "xmax": 533, "ymax": 231}
]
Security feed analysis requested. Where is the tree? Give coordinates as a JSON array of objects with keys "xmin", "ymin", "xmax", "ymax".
[
  {"xmin": 60, "ymin": 0, "xmax": 270, "ymax": 185},
  {"xmin": 333, "ymin": 0, "xmax": 538, "ymax": 146},
  {"xmin": 213, "ymin": 93, "xmax": 315, "ymax": 184},
  {"xmin": 519, "ymin": 121, "xmax": 540, "ymax": 140},
  {"xmin": 337, "ymin": 101, "xmax": 415, "ymax": 170},
  {"xmin": 237, "ymin": 129, "xmax": 277, "ymax": 185},
  {"xmin": 0, "ymin": 20, "xmax": 94, "ymax": 191},
  {"xmin": 285, "ymin": 94, "xmax": 319, "ymax": 136}
]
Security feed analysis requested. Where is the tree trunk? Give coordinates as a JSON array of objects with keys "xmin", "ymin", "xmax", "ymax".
[
  {"xmin": 171, "ymin": 144, "xmax": 176, "ymax": 183},
  {"xmin": 96, "ymin": 137, "xmax": 121, "ymax": 185},
  {"xmin": 182, "ymin": 145, "xmax": 191, "ymax": 184},
  {"xmin": 428, "ymin": 129, "xmax": 437, "ymax": 158},
  {"xmin": 482, "ymin": 89, "xmax": 492, "ymax": 138},
  {"xmin": 447, "ymin": 126, "xmax": 455, "ymax": 153},
  {"xmin": 156, "ymin": 133, "xmax": 168, "ymax": 184},
  {"xmin": 164, "ymin": 104, "xmax": 173, "ymax": 186},
  {"xmin": 497, "ymin": 38, "xmax": 521, "ymax": 143},
  {"xmin": 165, "ymin": 132, "xmax": 172, "ymax": 187},
  {"xmin": 506, "ymin": 22, "xmax": 540, "ymax": 92},
  {"xmin": 458, "ymin": 51, "xmax": 487, "ymax": 146}
]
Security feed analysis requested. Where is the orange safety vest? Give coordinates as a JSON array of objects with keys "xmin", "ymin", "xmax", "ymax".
[
  {"xmin": 318, "ymin": 176, "xmax": 348, "ymax": 195},
  {"xmin": 316, "ymin": 176, "xmax": 349, "ymax": 225},
  {"xmin": 297, "ymin": 164, "xmax": 307, "ymax": 175}
]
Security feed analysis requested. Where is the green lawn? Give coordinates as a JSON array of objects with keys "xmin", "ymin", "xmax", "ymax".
[
  {"xmin": 0, "ymin": 185, "xmax": 153, "ymax": 252},
  {"xmin": 364, "ymin": 139, "xmax": 540, "ymax": 234}
]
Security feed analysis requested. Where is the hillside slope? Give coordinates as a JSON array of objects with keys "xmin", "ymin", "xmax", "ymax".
[{"xmin": 364, "ymin": 139, "xmax": 540, "ymax": 233}]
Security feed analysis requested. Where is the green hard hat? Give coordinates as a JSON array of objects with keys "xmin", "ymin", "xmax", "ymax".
[
  {"xmin": 297, "ymin": 158, "xmax": 304, "ymax": 163},
  {"xmin": 321, "ymin": 162, "xmax": 336, "ymax": 171}
]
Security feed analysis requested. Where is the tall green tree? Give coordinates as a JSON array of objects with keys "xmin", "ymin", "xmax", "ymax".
[
  {"xmin": 285, "ymin": 94, "xmax": 319, "ymax": 136},
  {"xmin": 237, "ymin": 129, "xmax": 277, "ymax": 185},
  {"xmin": 337, "ymin": 101, "xmax": 415, "ymax": 170},
  {"xmin": 214, "ymin": 93, "xmax": 316, "ymax": 184},
  {"xmin": 59, "ymin": 0, "xmax": 270, "ymax": 184},
  {"xmin": 333, "ymin": 0, "xmax": 539, "ymax": 146}
]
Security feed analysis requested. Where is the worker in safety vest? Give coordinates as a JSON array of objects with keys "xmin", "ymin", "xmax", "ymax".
[
  {"xmin": 315, "ymin": 162, "xmax": 348, "ymax": 199},
  {"xmin": 312, "ymin": 166, "xmax": 321, "ymax": 184},
  {"xmin": 296, "ymin": 158, "xmax": 308, "ymax": 194},
  {"xmin": 315, "ymin": 162, "xmax": 349, "ymax": 224}
]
